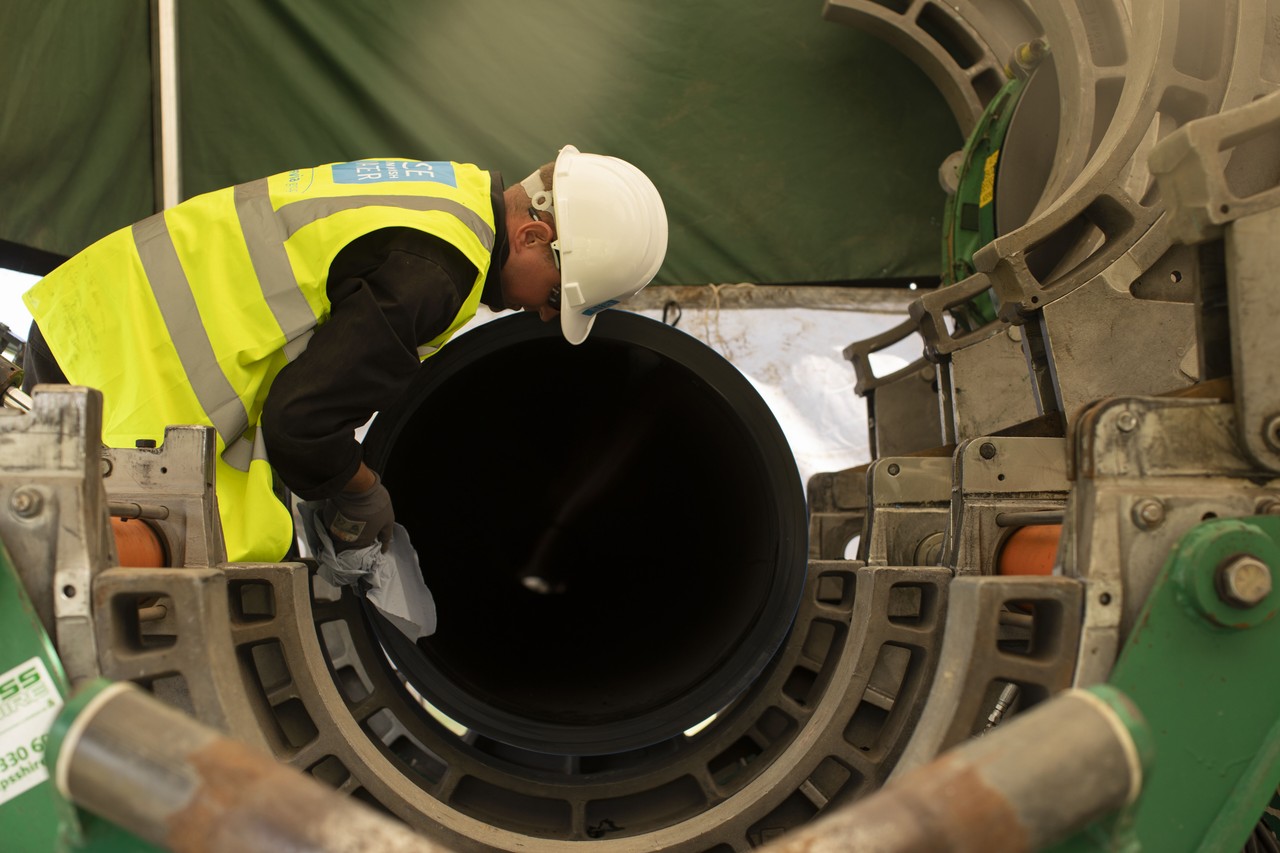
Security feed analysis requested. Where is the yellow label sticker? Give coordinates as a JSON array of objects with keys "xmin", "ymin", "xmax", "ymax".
[{"xmin": 979, "ymin": 149, "xmax": 1000, "ymax": 208}]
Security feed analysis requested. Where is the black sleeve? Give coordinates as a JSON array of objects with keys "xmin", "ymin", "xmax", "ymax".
[{"xmin": 261, "ymin": 227, "xmax": 477, "ymax": 500}]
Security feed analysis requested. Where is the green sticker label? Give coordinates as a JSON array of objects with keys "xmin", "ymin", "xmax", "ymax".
[{"xmin": 0, "ymin": 657, "xmax": 62, "ymax": 805}]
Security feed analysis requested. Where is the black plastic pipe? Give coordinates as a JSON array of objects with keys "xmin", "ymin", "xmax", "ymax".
[{"xmin": 363, "ymin": 311, "xmax": 807, "ymax": 755}]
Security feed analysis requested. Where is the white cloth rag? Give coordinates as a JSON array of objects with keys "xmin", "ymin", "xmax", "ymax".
[{"xmin": 297, "ymin": 501, "xmax": 437, "ymax": 641}]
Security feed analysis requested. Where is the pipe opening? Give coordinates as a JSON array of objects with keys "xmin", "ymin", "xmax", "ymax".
[{"xmin": 364, "ymin": 312, "xmax": 807, "ymax": 754}]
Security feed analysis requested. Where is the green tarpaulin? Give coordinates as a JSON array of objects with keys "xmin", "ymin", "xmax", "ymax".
[{"xmin": 0, "ymin": 1, "xmax": 959, "ymax": 285}]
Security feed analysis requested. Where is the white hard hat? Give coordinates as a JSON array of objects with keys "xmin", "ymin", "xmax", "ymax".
[{"xmin": 522, "ymin": 145, "xmax": 668, "ymax": 345}]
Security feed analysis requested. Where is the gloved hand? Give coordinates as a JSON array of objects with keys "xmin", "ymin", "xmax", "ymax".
[{"xmin": 322, "ymin": 472, "xmax": 395, "ymax": 553}]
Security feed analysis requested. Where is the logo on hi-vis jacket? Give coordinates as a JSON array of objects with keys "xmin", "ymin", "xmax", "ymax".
[{"xmin": 332, "ymin": 160, "xmax": 457, "ymax": 186}]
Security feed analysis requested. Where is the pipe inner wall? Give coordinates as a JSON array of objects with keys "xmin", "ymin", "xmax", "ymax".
[{"xmin": 363, "ymin": 311, "xmax": 807, "ymax": 755}]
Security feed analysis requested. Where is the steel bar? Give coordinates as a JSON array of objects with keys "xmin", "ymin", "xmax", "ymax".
[
  {"xmin": 108, "ymin": 501, "xmax": 171, "ymax": 521},
  {"xmin": 626, "ymin": 284, "xmax": 921, "ymax": 313},
  {"xmin": 3, "ymin": 385, "xmax": 31, "ymax": 412},
  {"xmin": 756, "ymin": 687, "xmax": 1150, "ymax": 853},
  {"xmin": 149, "ymin": 0, "xmax": 181, "ymax": 210},
  {"xmin": 50, "ymin": 680, "xmax": 456, "ymax": 853},
  {"xmin": 996, "ymin": 510, "xmax": 1065, "ymax": 527}
]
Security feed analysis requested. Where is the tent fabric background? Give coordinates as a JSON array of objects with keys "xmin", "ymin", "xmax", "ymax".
[
  {"xmin": 0, "ymin": 2, "xmax": 154, "ymax": 262},
  {"xmin": 1, "ymin": 1, "xmax": 960, "ymax": 286}
]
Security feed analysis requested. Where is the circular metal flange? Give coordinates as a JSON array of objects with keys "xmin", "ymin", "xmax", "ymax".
[{"xmin": 297, "ymin": 561, "xmax": 951, "ymax": 848}]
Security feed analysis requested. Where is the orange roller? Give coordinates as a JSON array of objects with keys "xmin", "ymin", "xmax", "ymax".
[
  {"xmin": 111, "ymin": 517, "xmax": 167, "ymax": 568},
  {"xmin": 998, "ymin": 524, "xmax": 1062, "ymax": 576}
]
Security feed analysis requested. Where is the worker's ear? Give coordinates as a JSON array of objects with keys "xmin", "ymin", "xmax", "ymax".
[{"xmin": 516, "ymin": 217, "xmax": 554, "ymax": 250}]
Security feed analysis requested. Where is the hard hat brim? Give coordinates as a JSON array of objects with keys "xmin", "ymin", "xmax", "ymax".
[
  {"xmin": 560, "ymin": 306, "xmax": 594, "ymax": 345},
  {"xmin": 548, "ymin": 142, "xmax": 667, "ymax": 346}
]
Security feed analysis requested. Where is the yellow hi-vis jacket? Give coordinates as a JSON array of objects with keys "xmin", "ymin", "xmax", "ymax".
[{"xmin": 23, "ymin": 159, "xmax": 497, "ymax": 563}]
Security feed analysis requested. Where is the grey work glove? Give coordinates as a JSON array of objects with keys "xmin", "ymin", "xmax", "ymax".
[{"xmin": 322, "ymin": 472, "xmax": 395, "ymax": 553}]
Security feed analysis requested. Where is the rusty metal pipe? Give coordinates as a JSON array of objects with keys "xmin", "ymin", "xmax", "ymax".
[
  {"xmin": 51, "ymin": 681, "xmax": 456, "ymax": 853},
  {"xmin": 755, "ymin": 687, "xmax": 1152, "ymax": 853}
]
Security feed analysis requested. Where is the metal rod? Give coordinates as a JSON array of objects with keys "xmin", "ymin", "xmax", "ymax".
[
  {"xmin": 51, "ymin": 681, "xmax": 458, "ymax": 853},
  {"xmin": 150, "ymin": 0, "xmax": 181, "ymax": 210},
  {"xmin": 996, "ymin": 510, "xmax": 1065, "ymax": 527},
  {"xmin": 109, "ymin": 501, "xmax": 170, "ymax": 520},
  {"xmin": 755, "ymin": 687, "xmax": 1151, "ymax": 853},
  {"xmin": 999, "ymin": 610, "xmax": 1034, "ymax": 629},
  {"xmin": 625, "ymin": 284, "xmax": 921, "ymax": 313},
  {"xmin": 3, "ymin": 386, "xmax": 32, "ymax": 412},
  {"xmin": 137, "ymin": 604, "xmax": 168, "ymax": 623},
  {"xmin": 983, "ymin": 682, "xmax": 1022, "ymax": 733}
]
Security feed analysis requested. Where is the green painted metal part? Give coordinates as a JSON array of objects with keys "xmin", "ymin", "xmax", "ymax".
[
  {"xmin": 0, "ymin": 535, "xmax": 76, "ymax": 852},
  {"xmin": 1058, "ymin": 516, "xmax": 1280, "ymax": 852},
  {"xmin": 1131, "ymin": 516, "xmax": 1280, "ymax": 852},
  {"xmin": 0, "ymin": 538, "xmax": 161, "ymax": 853},
  {"xmin": 940, "ymin": 68, "xmax": 1031, "ymax": 330}
]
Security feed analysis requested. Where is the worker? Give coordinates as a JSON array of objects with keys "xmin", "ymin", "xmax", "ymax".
[{"xmin": 20, "ymin": 145, "xmax": 668, "ymax": 564}]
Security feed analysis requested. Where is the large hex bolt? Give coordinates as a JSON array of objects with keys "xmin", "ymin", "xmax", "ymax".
[
  {"xmin": 1216, "ymin": 555, "xmax": 1273, "ymax": 609},
  {"xmin": 1131, "ymin": 498, "xmax": 1165, "ymax": 530},
  {"xmin": 1264, "ymin": 415, "xmax": 1280, "ymax": 453},
  {"xmin": 9, "ymin": 487, "xmax": 44, "ymax": 519}
]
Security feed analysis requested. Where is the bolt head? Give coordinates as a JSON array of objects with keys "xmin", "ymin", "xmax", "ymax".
[
  {"xmin": 9, "ymin": 488, "xmax": 43, "ymax": 519},
  {"xmin": 1132, "ymin": 498, "xmax": 1165, "ymax": 529},
  {"xmin": 1117, "ymin": 411, "xmax": 1139, "ymax": 433},
  {"xmin": 1217, "ymin": 556, "xmax": 1273, "ymax": 609},
  {"xmin": 979, "ymin": 442, "xmax": 998, "ymax": 460},
  {"xmin": 1257, "ymin": 497, "xmax": 1280, "ymax": 516},
  {"xmin": 1264, "ymin": 416, "xmax": 1280, "ymax": 453}
]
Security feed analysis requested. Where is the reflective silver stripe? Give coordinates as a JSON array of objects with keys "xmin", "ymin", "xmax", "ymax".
[
  {"xmin": 276, "ymin": 194, "xmax": 496, "ymax": 251},
  {"xmin": 235, "ymin": 180, "xmax": 318, "ymax": 345},
  {"xmin": 282, "ymin": 328, "xmax": 314, "ymax": 361},
  {"xmin": 223, "ymin": 425, "xmax": 270, "ymax": 472},
  {"xmin": 238, "ymin": 182, "xmax": 494, "ymax": 364},
  {"xmin": 134, "ymin": 181, "xmax": 492, "ymax": 474},
  {"xmin": 133, "ymin": 215, "xmax": 251, "ymax": 470}
]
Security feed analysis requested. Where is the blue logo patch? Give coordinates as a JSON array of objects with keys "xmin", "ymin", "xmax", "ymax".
[
  {"xmin": 583, "ymin": 299, "xmax": 620, "ymax": 317},
  {"xmin": 332, "ymin": 160, "xmax": 457, "ymax": 186}
]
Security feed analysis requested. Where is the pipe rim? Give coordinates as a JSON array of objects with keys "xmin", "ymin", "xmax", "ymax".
[{"xmin": 362, "ymin": 311, "xmax": 808, "ymax": 755}]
